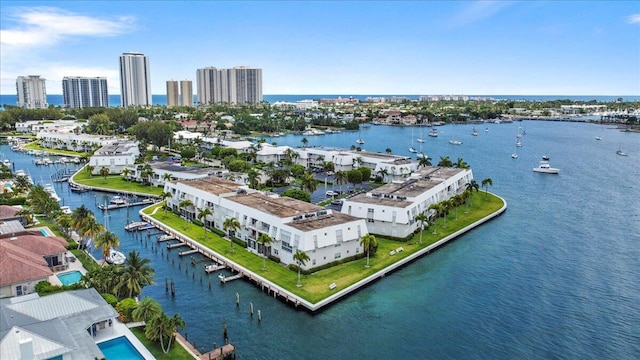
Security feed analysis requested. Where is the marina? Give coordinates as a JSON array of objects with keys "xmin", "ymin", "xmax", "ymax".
[
  {"xmin": 2, "ymin": 119, "xmax": 638, "ymax": 359},
  {"xmin": 98, "ymin": 195, "xmax": 156, "ymax": 210}
]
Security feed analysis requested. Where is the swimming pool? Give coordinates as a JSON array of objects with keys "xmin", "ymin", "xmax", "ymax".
[
  {"xmin": 56, "ymin": 270, "xmax": 82, "ymax": 286},
  {"xmin": 40, "ymin": 228, "xmax": 50, "ymax": 236},
  {"xmin": 98, "ymin": 336, "xmax": 145, "ymax": 360}
]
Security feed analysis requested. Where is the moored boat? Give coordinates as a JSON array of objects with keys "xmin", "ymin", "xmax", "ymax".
[
  {"xmin": 533, "ymin": 161, "xmax": 560, "ymax": 174},
  {"xmin": 105, "ymin": 249, "xmax": 126, "ymax": 265}
]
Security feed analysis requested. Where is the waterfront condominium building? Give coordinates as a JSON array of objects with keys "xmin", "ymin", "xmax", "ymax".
[
  {"xmin": 180, "ymin": 80, "xmax": 193, "ymax": 107},
  {"xmin": 62, "ymin": 77, "xmax": 109, "ymax": 108},
  {"xmin": 196, "ymin": 66, "xmax": 262, "ymax": 105},
  {"xmin": 166, "ymin": 80, "xmax": 179, "ymax": 107},
  {"xmin": 119, "ymin": 52, "xmax": 152, "ymax": 107},
  {"xmin": 16, "ymin": 75, "xmax": 48, "ymax": 109}
]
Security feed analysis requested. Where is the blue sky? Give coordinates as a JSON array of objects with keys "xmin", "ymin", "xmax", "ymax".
[{"xmin": 1, "ymin": 1, "xmax": 639, "ymax": 96}]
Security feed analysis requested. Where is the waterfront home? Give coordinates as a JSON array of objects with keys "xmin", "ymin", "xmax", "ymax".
[
  {"xmin": 0, "ymin": 288, "xmax": 118, "ymax": 359},
  {"xmin": 89, "ymin": 140, "xmax": 140, "ymax": 174},
  {"xmin": 164, "ymin": 177, "xmax": 368, "ymax": 269},
  {"xmin": 0, "ymin": 206, "xmax": 29, "ymax": 227},
  {"xmin": 123, "ymin": 161, "xmax": 219, "ymax": 186},
  {"xmin": 36, "ymin": 131, "xmax": 117, "ymax": 153},
  {"xmin": 0, "ymin": 230, "xmax": 68, "ymax": 297},
  {"xmin": 341, "ymin": 166, "xmax": 474, "ymax": 238},
  {"xmin": 15, "ymin": 119, "xmax": 81, "ymax": 134},
  {"xmin": 292, "ymin": 147, "xmax": 416, "ymax": 182}
]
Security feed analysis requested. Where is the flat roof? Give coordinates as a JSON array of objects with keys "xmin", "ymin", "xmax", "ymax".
[
  {"xmin": 179, "ymin": 177, "xmax": 243, "ymax": 195},
  {"xmin": 287, "ymin": 211, "xmax": 362, "ymax": 231},
  {"xmin": 229, "ymin": 192, "xmax": 318, "ymax": 218},
  {"xmin": 151, "ymin": 163, "xmax": 217, "ymax": 176}
]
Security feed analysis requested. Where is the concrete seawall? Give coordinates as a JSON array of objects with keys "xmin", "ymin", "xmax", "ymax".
[{"xmin": 140, "ymin": 193, "xmax": 507, "ymax": 312}]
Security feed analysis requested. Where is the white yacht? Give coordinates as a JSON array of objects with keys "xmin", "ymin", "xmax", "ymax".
[
  {"xmin": 533, "ymin": 161, "xmax": 560, "ymax": 174},
  {"xmin": 616, "ymin": 150, "xmax": 628, "ymax": 156},
  {"xmin": 448, "ymin": 139, "xmax": 463, "ymax": 145},
  {"xmin": 105, "ymin": 249, "xmax": 126, "ymax": 265}
]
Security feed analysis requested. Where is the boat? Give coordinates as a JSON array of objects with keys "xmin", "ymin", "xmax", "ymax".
[
  {"xmin": 356, "ymin": 138, "xmax": 365, "ymax": 144},
  {"xmin": 485, "ymin": 127, "xmax": 489, "ymax": 132},
  {"xmin": 125, "ymin": 221, "xmax": 148, "ymax": 231},
  {"xmin": 43, "ymin": 184, "xmax": 61, "ymax": 202},
  {"xmin": 448, "ymin": 139, "xmax": 463, "ymax": 145},
  {"xmin": 105, "ymin": 249, "xmax": 126, "ymax": 265},
  {"xmin": 616, "ymin": 150, "xmax": 628, "ymax": 156},
  {"xmin": 69, "ymin": 184, "xmax": 89, "ymax": 193},
  {"xmin": 533, "ymin": 161, "xmax": 560, "ymax": 174},
  {"xmin": 326, "ymin": 190, "xmax": 338, "ymax": 197},
  {"xmin": 60, "ymin": 205, "xmax": 72, "ymax": 215},
  {"xmin": 515, "ymin": 139, "xmax": 523, "ymax": 147},
  {"xmin": 595, "ymin": 136, "xmax": 602, "ymax": 140},
  {"xmin": 472, "ymin": 128, "xmax": 478, "ymax": 136},
  {"xmin": 409, "ymin": 147, "xmax": 417, "ymax": 153},
  {"xmin": 512, "ymin": 143, "xmax": 518, "ymax": 159},
  {"xmin": 98, "ymin": 196, "xmax": 155, "ymax": 210},
  {"xmin": 416, "ymin": 127, "xmax": 425, "ymax": 143},
  {"xmin": 542, "ymin": 155, "xmax": 550, "ymax": 161},
  {"xmin": 428, "ymin": 128, "xmax": 438, "ymax": 137}
]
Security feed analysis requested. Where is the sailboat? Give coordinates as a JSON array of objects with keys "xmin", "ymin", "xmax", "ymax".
[
  {"xmin": 511, "ymin": 143, "xmax": 519, "ymax": 159},
  {"xmin": 515, "ymin": 138, "xmax": 523, "ymax": 147},
  {"xmin": 448, "ymin": 128, "xmax": 462, "ymax": 145},
  {"xmin": 472, "ymin": 128, "xmax": 478, "ymax": 136},
  {"xmin": 409, "ymin": 127, "xmax": 417, "ymax": 153},
  {"xmin": 416, "ymin": 127, "xmax": 425, "ymax": 143},
  {"xmin": 428, "ymin": 127, "xmax": 438, "ymax": 137}
]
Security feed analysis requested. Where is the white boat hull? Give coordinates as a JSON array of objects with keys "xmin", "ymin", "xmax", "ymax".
[{"xmin": 533, "ymin": 167, "xmax": 560, "ymax": 174}]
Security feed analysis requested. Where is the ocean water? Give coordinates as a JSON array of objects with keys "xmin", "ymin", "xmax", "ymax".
[
  {"xmin": 1, "ymin": 94, "xmax": 639, "ymax": 108},
  {"xmin": 3, "ymin": 121, "xmax": 639, "ymax": 359}
]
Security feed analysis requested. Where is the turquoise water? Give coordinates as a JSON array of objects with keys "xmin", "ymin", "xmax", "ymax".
[
  {"xmin": 3, "ymin": 120, "xmax": 639, "ymax": 359},
  {"xmin": 39, "ymin": 228, "xmax": 49, "ymax": 237},
  {"xmin": 97, "ymin": 336, "xmax": 144, "ymax": 360},
  {"xmin": 56, "ymin": 270, "xmax": 82, "ymax": 286}
]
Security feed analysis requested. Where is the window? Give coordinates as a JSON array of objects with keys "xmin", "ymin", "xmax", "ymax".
[
  {"xmin": 281, "ymin": 242, "xmax": 292, "ymax": 253},
  {"xmin": 334, "ymin": 253, "xmax": 341, "ymax": 260},
  {"xmin": 16, "ymin": 285, "xmax": 24, "ymax": 296}
]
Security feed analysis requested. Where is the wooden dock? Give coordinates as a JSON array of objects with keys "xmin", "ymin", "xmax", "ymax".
[
  {"xmin": 219, "ymin": 273, "xmax": 243, "ymax": 283},
  {"xmin": 167, "ymin": 242, "xmax": 188, "ymax": 249},
  {"xmin": 174, "ymin": 331, "xmax": 235, "ymax": 360}
]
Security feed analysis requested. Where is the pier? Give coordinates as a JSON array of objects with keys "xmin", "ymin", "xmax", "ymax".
[
  {"xmin": 141, "ymin": 193, "xmax": 508, "ymax": 312},
  {"xmin": 98, "ymin": 198, "xmax": 155, "ymax": 211},
  {"xmin": 157, "ymin": 235, "xmax": 176, "ymax": 242},
  {"xmin": 167, "ymin": 242, "xmax": 188, "ymax": 249},
  {"xmin": 205, "ymin": 264, "xmax": 226, "ymax": 273}
]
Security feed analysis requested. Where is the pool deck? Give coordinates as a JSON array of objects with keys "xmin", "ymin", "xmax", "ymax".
[
  {"xmin": 94, "ymin": 320, "xmax": 156, "ymax": 360},
  {"xmin": 48, "ymin": 250, "xmax": 88, "ymax": 286}
]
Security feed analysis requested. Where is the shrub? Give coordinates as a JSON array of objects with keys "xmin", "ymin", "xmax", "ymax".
[
  {"xmin": 191, "ymin": 219, "xmax": 203, "ymax": 226},
  {"xmin": 115, "ymin": 298, "xmax": 138, "ymax": 322},
  {"xmin": 101, "ymin": 293, "xmax": 118, "ymax": 306}
]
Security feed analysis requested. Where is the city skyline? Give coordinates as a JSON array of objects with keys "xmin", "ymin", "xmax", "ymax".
[{"xmin": 1, "ymin": 1, "xmax": 639, "ymax": 96}]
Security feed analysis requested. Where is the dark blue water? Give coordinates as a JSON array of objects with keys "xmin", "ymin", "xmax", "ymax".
[
  {"xmin": 1, "ymin": 94, "xmax": 638, "ymax": 108},
  {"xmin": 3, "ymin": 120, "xmax": 639, "ymax": 359}
]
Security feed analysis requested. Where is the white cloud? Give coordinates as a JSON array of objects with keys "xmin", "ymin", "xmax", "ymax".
[
  {"xmin": 449, "ymin": 0, "xmax": 513, "ymax": 28},
  {"xmin": 627, "ymin": 14, "xmax": 640, "ymax": 24},
  {"xmin": 0, "ymin": 6, "xmax": 134, "ymax": 94},
  {"xmin": 0, "ymin": 6, "xmax": 134, "ymax": 46}
]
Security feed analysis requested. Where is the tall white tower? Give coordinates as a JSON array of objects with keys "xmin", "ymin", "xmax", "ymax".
[
  {"xmin": 62, "ymin": 77, "xmax": 109, "ymax": 108},
  {"xmin": 16, "ymin": 75, "xmax": 48, "ymax": 109},
  {"xmin": 119, "ymin": 52, "xmax": 152, "ymax": 107}
]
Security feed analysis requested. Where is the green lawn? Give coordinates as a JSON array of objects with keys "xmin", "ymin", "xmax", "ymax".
[
  {"xmin": 72, "ymin": 169, "xmax": 164, "ymax": 197},
  {"xmin": 130, "ymin": 327, "xmax": 194, "ymax": 360},
  {"xmin": 143, "ymin": 192, "xmax": 505, "ymax": 304},
  {"xmin": 21, "ymin": 141, "xmax": 90, "ymax": 157}
]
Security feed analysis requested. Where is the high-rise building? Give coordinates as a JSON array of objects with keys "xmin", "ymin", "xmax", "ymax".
[
  {"xmin": 16, "ymin": 75, "xmax": 48, "ymax": 109},
  {"xmin": 196, "ymin": 66, "xmax": 262, "ymax": 105},
  {"xmin": 166, "ymin": 80, "xmax": 179, "ymax": 107},
  {"xmin": 119, "ymin": 52, "xmax": 152, "ymax": 108},
  {"xmin": 180, "ymin": 80, "xmax": 193, "ymax": 107},
  {"xmin": 62, "ymin": 77, "xmax": 109, "ymax": 108}
]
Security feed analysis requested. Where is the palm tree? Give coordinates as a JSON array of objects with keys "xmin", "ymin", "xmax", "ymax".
[
  {"xmin": 132, "ymin": 297, "xmax": 162, "ymax": 323},
  {"xmin": 197, "ymin": 207, "xmax": 212, "ymax": 240},
  {"xmin": 121, "ymin": 168, "xmax": 131, "ymax": 181},
  {"xmin": 293, "ymin": 249, "xmax": 310, "ymax": 287},
  {"xmin": 160, "ymin": 191, "xmax": 172, "ymax": 216},
  {"xmin": 247, "ymin": 168, "xmax": 260, "ymax": 189},
  {"xmin": 98, "ymin": 166, "xmax": 110, "ymax": 183},
  {"xmin": 93, "ymin": 230, "xmax": 119, "ymax": 263},
  {"xmin": 438, "ymin": 156, "xmax": 453, "ymax": 167},
  {"xmin": 301, "ymin": 137, "xmax": 308, "ymax": 148},
  {"xmin": 440, "ymin": 199, "xmax": 452, "ymax": 227},
  {"xmin": 120, "ymin": 251, "xmax": 155, "ymax": 298},
  {"xmin": 360, "ymin": 233, "xmax": 377, "ymax": 268},
  {"xmin": 335, "ymin": 170, "xmax": 348, "ymax": 193},
  {"xmin": 376, "ymin": 168, "xmax": 388, "ymax": 182},
  {"xmin": 178, "ymin": 199, "xmax": 193, "ymax": 221},
  {"xmin": 418, "ymin": 156, "xmax": 432, "ymax": 168},
  {"xmin": 428, "ymin": 203, "xmax": 442, "ymax": 234},
  {"xmin": 300, "ymin": 171, "xmax": 317, "ymax": 193},
  {"xmin": 257, "ymin": 233, "xmax": 273, "ymax": 270},
  {"xmin": 146, "ymin": 312, "xmax": 185, "ymax": 354},
  {"xmin": 385, "ymin": 147, "xmax": 392, "ymax": 154},
  {"xmin": 455, "ymin": 157, "xmax": 469, "ymax": 169},
  {"xmin": 80, "ymin": 215, "xmax": 104, "ymax": 250},
  {"xmin": 465, "ymin": 180, "xmax": 480, "ymax": 207},
  {"xmin": 85, "ymin": 164, "xmax": 95, "ymax": 177},
  {"xmin": 162, "ymin": 173, "xmax": 172, "ymax": 183},
  {"xmin": 414, "ymin": 213, "xmax": 429, "ymax": 244},
  {"xmin": 481, "ymin": 177, "xmax": 493, "ymax": 198},
  {"xmin": 223, "ymin": 217, "xmax": 241, "ymax": 252}
]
